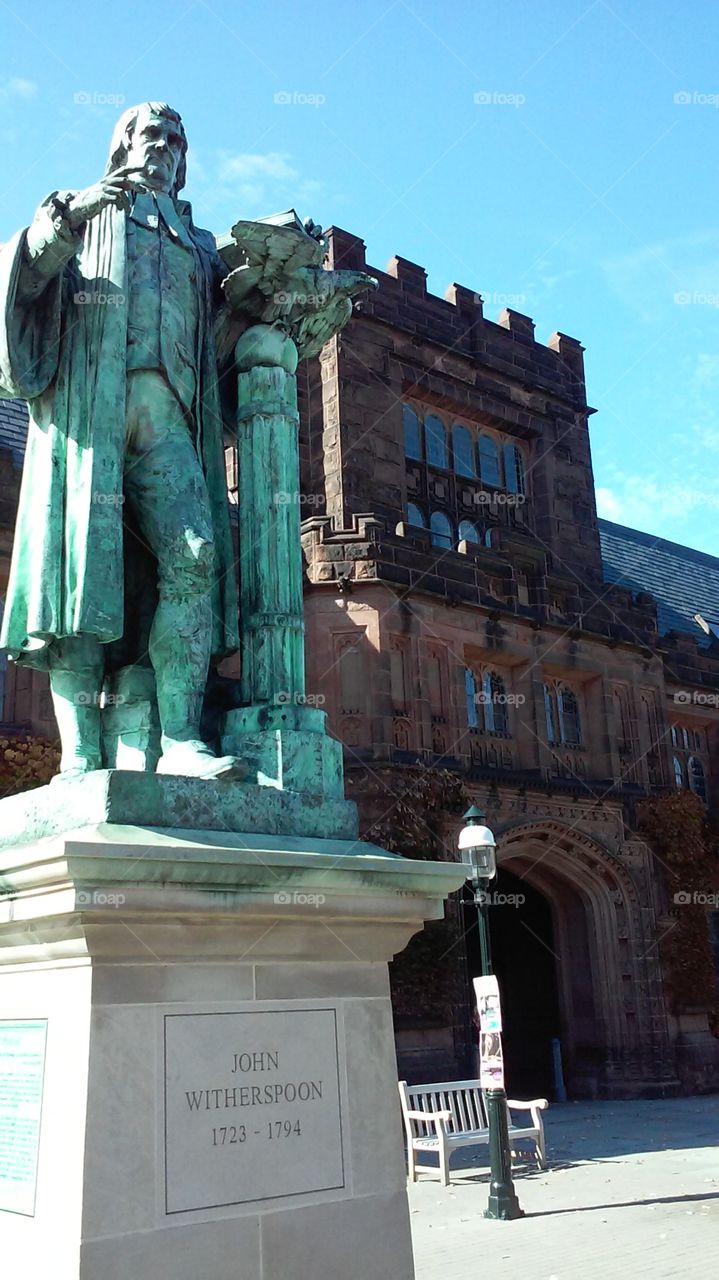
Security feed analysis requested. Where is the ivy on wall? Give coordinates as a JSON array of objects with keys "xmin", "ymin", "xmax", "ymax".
[
  {"xmin": 638, "ymin": 790, "xmax": 719, "ymax": 1023},
  {"xmin": 0, "ymin": 735, "xmax": 60, "ymax": 795},
  {"xmin": 346, "ymin": 765, "xmax": 469, "ymax": 1030}
]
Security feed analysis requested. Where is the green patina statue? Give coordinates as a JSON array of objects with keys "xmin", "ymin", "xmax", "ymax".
[{"xmin": 0, "ymin": 102, "xmax": 374, "ymax": 783}]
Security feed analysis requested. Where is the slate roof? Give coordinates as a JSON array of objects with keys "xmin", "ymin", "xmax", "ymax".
[
  {"xmin": 599, "ymin": 518, "xmax": 719, "ymax": 646},
  {"xmin": 0, "ymin": 399, "xmax": 28, "ymax": 465}
]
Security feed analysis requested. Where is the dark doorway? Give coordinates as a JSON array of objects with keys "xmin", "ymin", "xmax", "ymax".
[{"xmin": 466, "ymin": 868, "xmax": 562, "ymax": 1099}]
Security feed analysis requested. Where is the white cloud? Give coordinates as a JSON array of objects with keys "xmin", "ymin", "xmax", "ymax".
[
  {"xmin": 218, "ymin": 152, "xmax": 298, "ymax": 184},
  {"xmin": 0, "ymin": 78, "xmax": 39, "ymax": 101}
]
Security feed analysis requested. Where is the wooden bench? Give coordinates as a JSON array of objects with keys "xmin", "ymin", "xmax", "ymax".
[{"xmin": 398, "ymin": 1078, "xmax": 548, "ymax": 1185}]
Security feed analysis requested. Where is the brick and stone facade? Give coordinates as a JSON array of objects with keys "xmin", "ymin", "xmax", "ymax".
[{"xmin": 0, "ymin": 228, "xmax": 718, "ymax": 1099}]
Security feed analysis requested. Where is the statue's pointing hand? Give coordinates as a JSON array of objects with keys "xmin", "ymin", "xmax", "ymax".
[{"xmin": 67, "ymin": 166, "xmax": 144, "ymax": 232}]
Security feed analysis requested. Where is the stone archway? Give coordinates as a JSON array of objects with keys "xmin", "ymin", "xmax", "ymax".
[{"xmin": 492, "ymin": 819, "xmax": 676, "ymax": 1098}]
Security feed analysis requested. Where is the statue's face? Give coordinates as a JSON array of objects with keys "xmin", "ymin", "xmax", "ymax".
[{"xmin": 125, "ymin": 108, "xmax": 184, "ymax": 194}]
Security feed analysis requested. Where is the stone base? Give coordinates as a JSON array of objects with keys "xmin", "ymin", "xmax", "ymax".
[
  {"xmin": 0, "ymin": 816, "xmax": 467, "ymax": 1280},
  {"xmin": 0, "ymin": 768, "xmax": 358, "ymax": 852},
  {"xmin": 222, "ymin": 705, "xmax": 344, "ymax": 799}
]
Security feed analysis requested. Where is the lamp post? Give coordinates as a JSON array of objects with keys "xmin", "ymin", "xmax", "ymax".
[{"xmin": 459, "ymin": 806, "xmax": 524, "ymax": 1221}]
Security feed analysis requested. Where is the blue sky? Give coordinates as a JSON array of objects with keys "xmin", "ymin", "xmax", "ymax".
[{"xmin": 0, "ymin": 0, "xmax": 717, "ymax": 555}]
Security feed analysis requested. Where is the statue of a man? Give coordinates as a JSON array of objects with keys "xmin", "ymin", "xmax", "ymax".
[{"xmin": 0, "ymin": 102, "xmax": 243, "ymax": 779}]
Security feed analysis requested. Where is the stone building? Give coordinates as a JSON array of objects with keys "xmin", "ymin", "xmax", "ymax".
[{"xmin": 1, "ymin": 227, "xmax": 718, "ymax": 1100}]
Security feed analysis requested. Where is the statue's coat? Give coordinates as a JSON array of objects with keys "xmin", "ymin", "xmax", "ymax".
[{"xmin": 0, "ymin": 194, "xmax": 238, "ymax": 669}]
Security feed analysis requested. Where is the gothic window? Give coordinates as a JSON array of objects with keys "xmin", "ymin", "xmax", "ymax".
[
  {"xmin": 544, "ymin": 683, "xmax": 559, "ymax": 745},
  {"xmin": 614, "ymin": 689, "xmax": 632, "ymax": 750},
  {"xmin": 484, "ymin": 527, "xmax": 495, "ymax": 548},
  {"xmin": 468, "ymin": 668, "xmax": 510, "ymax": 735},
  {"xmin": 478, "ymin": 434, "xmax": 501, "ymax": 487},
  {"xmin": 559, "ymin": 687, "xmax": 581, "ymax": 746},
  {"xmin": 642, "ymin": 694, "xmax": 660, "ymax": 749},
  {"xmin": 407, "ymin": 502, "xmax": 426, "ymax": 529},
  {"xmin": 430, "ymin": 510, "xmax": 453, "ymax": 549},
  {"xmin": 458, "ymin": 519, "xmax": 480, "ymax": 545},
  {"xmin": 403, "ymin": 404, "xmax": 422, "ymax": 460},
  {"xmin": 425, "ymin": 414, "xmax": 448, "ymax": 469},
  {"xmin": 671, "ymin": 725, "xmax": 678, "ymax": 746},
  {"xmin": 339, "ymin": 642, "xmax": 366, "ymax": 714},
  {"xmin": 452, "ymin": 424, "xmax": 476, "ymax": 477},
  {"xmin": 516, "ymin": 568, "xmax": 532, "ymax": 606},
  {"xmin": 544, "ymin": 682, "xmax": 581, "ymax": 746},
  {"xmin": 673, "ymin": 755, "xmax": 684, "ymax": 789},
  {"xmin": 427, "ymin": 649, "xmax": 445, "ymax": 716},
  {"xmin": 688, "ymin": 756, "xmax": 707, "ymax": 802},
  {"xmin": 465, "ymin": 668, "xmax": 478, "ymax": 729},
  {"xmin": 503, "ymin": 443, "xmax": 526, "ymax": 495},
  {"xmin": 390, "ymin": 644, "xmax": 408, "ymax": 711}
]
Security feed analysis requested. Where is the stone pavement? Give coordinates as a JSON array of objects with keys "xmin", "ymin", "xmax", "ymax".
[{"xmin": 408, "ymin": 1097, "xmax": 719, "ymax": 1280}]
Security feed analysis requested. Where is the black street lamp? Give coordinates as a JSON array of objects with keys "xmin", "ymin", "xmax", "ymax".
[{"xmin": 459, "ymin": 805, "xmax": 524, "ymax": 1221}]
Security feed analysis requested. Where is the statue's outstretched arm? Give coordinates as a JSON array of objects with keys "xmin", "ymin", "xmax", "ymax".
[{"xmin": 17, "ymin": 192, "xmax": 82, "ymax": 303}]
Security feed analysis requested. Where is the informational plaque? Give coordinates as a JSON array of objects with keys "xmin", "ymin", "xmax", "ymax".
[
  {"xmin": 0, "ymin": 1019, "xmax": 48, "ymax": 1216},
  {"xmin": 163, "ymin": 1008, "xmax": 345, "ymax": 1213}
]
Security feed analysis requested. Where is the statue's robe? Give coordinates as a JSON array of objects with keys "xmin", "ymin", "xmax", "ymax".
[{"xmin": 0, "ymin": 194, "xmax": 238, "ymax": 670}]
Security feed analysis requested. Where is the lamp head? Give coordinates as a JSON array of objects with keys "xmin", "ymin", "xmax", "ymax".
[{"xmin": 458, "ymin": 806, "xmax": 497, "ymax": 886}]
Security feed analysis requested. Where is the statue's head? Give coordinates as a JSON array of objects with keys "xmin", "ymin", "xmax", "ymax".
[{"xmin": 106, "ymin": 102, "xmax": 187, "ymax": 196}]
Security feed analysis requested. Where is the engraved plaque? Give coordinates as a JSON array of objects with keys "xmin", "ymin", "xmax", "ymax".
[
  {"xmin": 163, "ymin": 1008, "xmax": 344, "ymax": 1213},
  {"xmin": 0, "ymin": 1019, "xmax": 48, "ymax": 1216}
]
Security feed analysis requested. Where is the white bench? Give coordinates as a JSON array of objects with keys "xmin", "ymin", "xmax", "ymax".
[{"xmin": 398, "ymin": 1078, "xmax": 548, "ymax": 1185}]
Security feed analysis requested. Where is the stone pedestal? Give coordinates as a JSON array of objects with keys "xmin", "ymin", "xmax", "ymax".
[{"xmin": 0, "ymin": 778, "xmax": 466, "ymax": 1280}]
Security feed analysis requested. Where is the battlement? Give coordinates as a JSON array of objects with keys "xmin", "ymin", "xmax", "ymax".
[{"xmin": 325, "ymin": 226, "xmax": 586, "ymax": 394}]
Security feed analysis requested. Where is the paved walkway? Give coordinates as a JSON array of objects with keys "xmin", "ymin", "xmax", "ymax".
[{"xmin": 408, "ymin": 1097, "xmax": 719, "ymax": 1279}]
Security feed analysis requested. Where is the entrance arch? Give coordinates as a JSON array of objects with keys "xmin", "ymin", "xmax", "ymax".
[{"xmin": 483, "ymin": 819, "xmax": 669, "ymax": 1098}]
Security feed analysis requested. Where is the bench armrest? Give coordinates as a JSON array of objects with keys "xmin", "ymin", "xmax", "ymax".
[
  {"xmin": 506, "ymin": 1098, "xmax": 548, "ymax": 1111},
  {"xmin": 404, "ymin": 1109, "xmax": 452, "ymax": 1124}
]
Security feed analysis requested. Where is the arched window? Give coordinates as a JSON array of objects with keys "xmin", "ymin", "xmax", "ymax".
[
  {"xmin": 484, "ymin": 527, "xmax": 495, "ymax": 548},
  {"xmin": 406, "ymin": 502, "xmax": 426, "ymax": 529},
  {"xmin": 452, "ymin": 424, "xmax": 476, "ymax": 477},
  {"xmin": 478, "ymin": 434, "xmax": 501, "ymax": 487},
  {"xmin": 504, "ymin": 443, "xmax": 526, "ymax": 495},
  {"xmin": 465, "ymin": 668, "xmax": 478, "ymax": 729},
  {"xmin": 558, "ymin": 687, "xmax": 581, "ymax": 746},
  {"xmin": 458, "ymin": 519, "xmax": 480, "ymax": 545},
  {"xmin": 544, "ymin": 684, "xmax": 559, "ymax": 744},
  {"xmin": 425, "ymin": 415, "xmax": 448, "ymax": 469},
  {"xmin": 614, "ymin": 689, "xmax": 631, "ymax": 749},
  {"xmin": 544, "ymin": 682, "xmax": 581, "ymax": 746},
  {"xmin": 403, "ymin": 404, "xmax": 422, "ymax": 460},
  {"xmin": 681, "ymin": 727, "xmax": 690, "ymax": 750},
  {"xmin": 339, "ymin": 643, "xmax": 366, "ymax": 714},
  {"xmin": 482, "ymin": 671, "xmax": 508, "ymax": 735},
  {"xmin": 670, "ymin": 725, "xmax": 678, "ymax": 747},
  {"xmin": 430, "ymin": 510, "xmax": 453, "ymax": 549},
  {"xmin": 673, "ymin": 755, "xmax": 684, "ymax": 789},
  {"xmin": 688, "ymin": 756, "xmax": 707, "ymax": 802}
]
